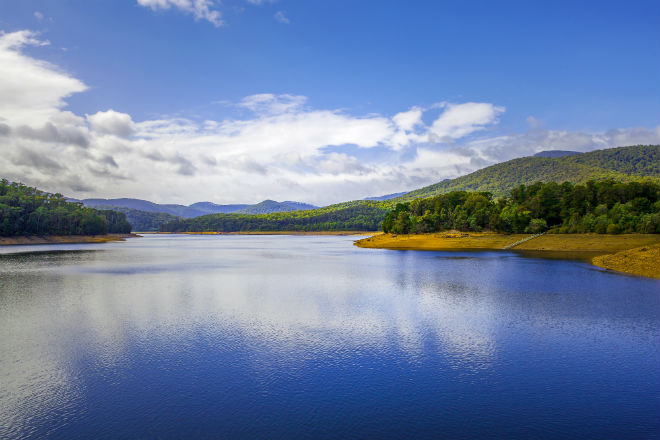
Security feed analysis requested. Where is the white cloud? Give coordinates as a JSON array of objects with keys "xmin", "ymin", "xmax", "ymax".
[
  {"xmin": 429, "ymin": 102, "xmax": 504, "ymax": 141},
  {"xmin": 87, "ymin": 110, "xmax": 136, "ymax": 138},
  {"xmin": 393, "ymin": 107, "xmax": 423, "ymax": 131},
  {"xmin": 137, "ymin": 0, "xmax": 223, "ymax": 27},
  {"xmin": 274, "ymin": 11, "xmax": 290, "ymax": 24},
  {"xmin": 34, "ymin": 11, "xmax": 44, "ymax": 21},
  {"xmin": 0, "ymin": 30, "xmax": 86, "ymax": 125},
  {"xmin": 1, "ymin": 29, "xmax": 657, "ymax": 205}
]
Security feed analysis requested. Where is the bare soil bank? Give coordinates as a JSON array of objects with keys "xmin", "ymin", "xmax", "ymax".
[
  {"xmin": 355, "ymin": 233, "xmax": 660, "ymax": 279},
  {"xmin": 0, "ymin": 234, "xmax": 139, "ymax": 246}
]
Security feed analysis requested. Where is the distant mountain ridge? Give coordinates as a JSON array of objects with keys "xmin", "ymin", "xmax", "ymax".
[
  {"xmin": 189, "ymin": 202, "xmax": 250, "ymax": 215},
  {"xmin": 363, "ymin": 192, "xmax": 407, "ymax": 201},
  {"xmin": 80, "ymin": 198, "xmax": 317, "ymax": 218},
  {"xmin": 79, "ymin": 198, "xmax": 207, "ymax": 218}
]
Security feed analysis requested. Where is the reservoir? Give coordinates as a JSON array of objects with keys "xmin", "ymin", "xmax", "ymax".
[{"xmin": 0, "ymin": 234, "xmax": 658, "ymax": 439}]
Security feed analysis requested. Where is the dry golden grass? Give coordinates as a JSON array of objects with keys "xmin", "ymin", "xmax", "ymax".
[
  {"xmin": 354, "ymin": 232, "xmax": 528, "ymax": 250},
  {"xmin": 592, "ymin": 245, "xmax": 660, "ymax": 279},
  {"xmin": 513, "ymin": 233, "xmax": 659, "ymax": 252},
  {"xmin": 355, "ymin": 232, "xmax": 660, "ymax": 279}
]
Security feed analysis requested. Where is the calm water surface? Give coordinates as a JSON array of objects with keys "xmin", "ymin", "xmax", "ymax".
[{"xmin": 0, "ymin": 234, "xmax": 658, "ymax": 439}]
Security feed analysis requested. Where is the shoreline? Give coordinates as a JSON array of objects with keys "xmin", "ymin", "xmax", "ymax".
[
  {"xmin": 144, "ymin": 231, "xmax": 376, "ymax": 236},
  {"xmin": 0, "ymin": 233, "xmax": 139, "ymax": 246},
  {"xmin": 355, "ymin": 233, "xmax": 660, "ymax": 279}
]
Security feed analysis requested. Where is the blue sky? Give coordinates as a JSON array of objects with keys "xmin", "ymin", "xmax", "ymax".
[{"xmin": 0, "ymin": 0, "xmax": 658, "ymax": 204}]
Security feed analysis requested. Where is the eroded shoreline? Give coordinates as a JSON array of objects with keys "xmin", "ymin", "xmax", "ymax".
[
  {"xmin": 355, "ymin": 233, "xmax": 660, "ymax": 279},
  {"xmin": 145, "ymin": 231, "xmax": 374, "ymax": 236},
  {"xmin": 0, "ymin": 234, "xmax": 139, "ymax": 246}
]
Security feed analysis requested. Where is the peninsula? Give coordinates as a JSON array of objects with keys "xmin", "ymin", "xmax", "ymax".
[{"xmin": 355, "ymin": 232, "xmax": 660, "ymax": 279}]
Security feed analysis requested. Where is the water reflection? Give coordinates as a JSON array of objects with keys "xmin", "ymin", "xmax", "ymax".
[{"xmin": 0, "ymin": 235, "xmax": 658, "ymax": 439}]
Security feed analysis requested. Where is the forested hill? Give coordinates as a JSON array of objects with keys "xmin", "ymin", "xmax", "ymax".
[
  {"xmin": 383, "ymin": 180, "xmax": 660, "ymax": 235},
  {"xmin": 0, "ymin": 179, "xmax": 131, "ymax": 236},
  {"xmin": 397, "ymin": 145, "xmax": 660, "ymax": 201},
  {"xmin": 92, "ymin": 206, "xmax": 181, "ymax": 232},
  {"xmin": 159, "ymin": 201, "xmax": 387, "ymax": 232},
  {"xmin": 236, "ymin": 200, "xmax": 318, "ymax": 214},
  {"xmin": 158, "ymin": 145, "xmax": 659, "ymax": 233}
]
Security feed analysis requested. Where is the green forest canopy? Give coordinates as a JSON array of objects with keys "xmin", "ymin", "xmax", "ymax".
[
  {"xmin": 383, "ymin": 180, "xmax": 660, "ymax": 235},
  {"xmin": 96, "ymin": 206, "xmax": 181, "ymax": 232},
  {"xmin": 0, "ymin": 179, "xmax": 131, "ymax": 236}
]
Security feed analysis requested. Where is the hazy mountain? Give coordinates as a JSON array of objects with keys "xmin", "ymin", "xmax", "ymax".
[
  {"xmin": 363, "ymin": 192, "xmax": 408, "ymax": 201},
  {"xmin": 80, "ymin": 198, "xmax": 317, "ymax": 219},
  {"xmin": 533, "ymin": 150, "xmax": 581, "ymax": 158},
  {"xmin": 188, "ymin": 202, "xmax": 250, "ymax": 214},
  {"xmin": 81, "ymin": 198, "xmax": 203, "ymax": 217}
]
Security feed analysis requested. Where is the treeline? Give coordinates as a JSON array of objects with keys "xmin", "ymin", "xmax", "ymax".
[
  {"xmin": 0, "ymin": 179, "xmax": 131, "ymax": 236},
  {"xmin": 95, "ymin": 206, "xmax": 180, "ymax": 231},
  {"xmin": 159, "ymin": 203, "xmax": 387, "ymax": 232},
  {"xmin": 383, "ymin": 180, "xmax": 660, "ymax": 235}
]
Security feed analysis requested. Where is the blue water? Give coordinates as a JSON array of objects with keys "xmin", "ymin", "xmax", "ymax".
[{"xmin": 0, "ymin": 234, "xmax": 658, "ymax": 439}]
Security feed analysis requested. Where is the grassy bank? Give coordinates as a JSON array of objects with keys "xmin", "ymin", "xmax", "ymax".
[
  {"xmin": 592, "ymin": 245, "xmax": 660, "ymax": 279},
  {"xmin": 355, "ymin": 233, "xmax": 660, "ymax": 279},
  {"xmin": 0, "ymin": 234, "xmax": 138, "ymax": 246},
  {"xmin": 354, "ymin": 232, "xmax": 529, "ymax": 250}
]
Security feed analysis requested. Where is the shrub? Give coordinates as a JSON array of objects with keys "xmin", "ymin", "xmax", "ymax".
[{"xmin": 606, "ymin": 223, "xmax": 621, "ymax": 234}]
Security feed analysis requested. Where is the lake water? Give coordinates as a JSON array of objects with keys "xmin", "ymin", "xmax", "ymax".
[{"xmin": 0, "ymin": 234, "xmax": 658, "ymax": 439}]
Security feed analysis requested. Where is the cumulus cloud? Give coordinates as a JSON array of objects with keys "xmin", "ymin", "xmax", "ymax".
[
  {"xmin": 87, "ymin": 110, "xmax": 136, "ymax": 137},
  {"xmin": 0, "ymin": 31, "xmax": 87, "ymax": 125},
  {"xmin": 393, "ymin": 107, "xmax": 423, "ymax": 131},
  {"xmin": 1, "ymin": 28, "xmax": 657, "ymax": 205},
  {"xmin": 15, "ymin": 123, "xmax": 89, "ymax": 148},
  {"xmin": 429, "ymin": 102, "xmax": 505, "ymax": 142},
  {"xmin": 137, "ymin": 0, "xmax": 223, "ymax": 27}
]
